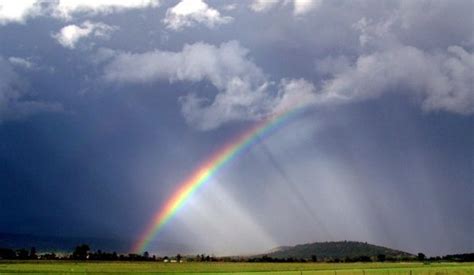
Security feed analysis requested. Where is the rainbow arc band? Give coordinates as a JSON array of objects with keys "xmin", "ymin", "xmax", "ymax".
[{"xmin": 133, "ymin": 105, "xmax": 307, "ymax": 253}]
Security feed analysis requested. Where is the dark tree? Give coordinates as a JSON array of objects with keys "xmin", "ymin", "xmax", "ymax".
[
  {"xmin": 176, "ymin": 254, "xmax": 182, "ymax": 262},
  {"xmin": 377, "ymin": 254, "xmax": 386, "ymax": 262},
  {"xmin": 72, "ymin": 244, "xmax": 90, "ymax": 260},
  {"xmin": 41, "ymin": 253, "xmax": 57, "ymax": 260},
  {"xmin": 143, "ymin": 251, "xmax": 149, "ymax": 259},
  {"xmin": 311, "ymin": 255, "xmax": 317, "ymax": 262},
  {"xmin": 358, "ymin": 255, "xmax": 371, "ymax": 262},
  {"xmin": 17, "ymin": 248, "xmax": 29, "ymax": 259},
  {"xmin": 0, "ymin": 248, "xmax": 16, "ymax": 259},
  {"xmin": 29, "ymin": 247, "xmax": 37, "ymax": 259},
  {"xmin": 417, "ymin": 253, "xmax": 426, "ymax": 261}
]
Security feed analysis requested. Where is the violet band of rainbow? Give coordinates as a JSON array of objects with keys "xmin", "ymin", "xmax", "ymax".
[{"xmin": 132, "ymin": 105, "xmax": 308, "ymax": 253}]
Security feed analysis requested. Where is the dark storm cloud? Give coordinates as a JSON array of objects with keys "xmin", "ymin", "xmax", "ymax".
[
  {"xmin": 0, "ymin": 56, "xmax": 62, "ymax": 122},
  {"xmin": 0, "ymin": 0, "xmax": 472, "ymax": 256}
]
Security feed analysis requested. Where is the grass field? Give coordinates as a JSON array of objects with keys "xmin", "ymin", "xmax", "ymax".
[{"xmin": 0, "ymin": 261, "xmax": 473, "ymax": 274}]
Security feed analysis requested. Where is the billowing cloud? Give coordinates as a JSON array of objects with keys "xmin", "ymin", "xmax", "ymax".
[
  {"xmin": 53, "ymin": 21, "xmax": 117, "ymax": 49},
  {"xmin": 103, "ymin": 38, "xmax": 473, "ymax": 130},
  {"xmin": 0, "ymin": 57, "xmax": 62, "ymax": 122},
  {"xmin": 99, "ymin": 0, "xmax": 473, "ymax": 129},
  {"xmin": 251, "ymin": 0, "xmax": 474, "ymax": 117},
  {"xmin": 104, "ymin": 41, "xmax": 278, "ymax": 129},
  {"xmin": 104, "ymin": 41, "xmax": 263, "ymax": 86},
  {"xmin": 0, "ymin": 0, "xmax": 42, "ymax": 25},
  {"xmin": 319, "ymin": 45, "xmax": 474, "ymax": 115},
  {"xmin": 163, "ymin": 0, "xmax": 232, "ymax": 31},
  {"xmin": 273, "ymin": 78, "xmax": 317, "ymax": 113},
  {"xmin": 309, "ymin": 3, "xmax": 474, "ymax": 115},
  {"xmin": 0, "ymin": 0, "xmax": 160, "ymax": 24},
  {"xmin": 8, "ymin": 57, "xmax": 35, "ymax": 70},
  {"xmin": 103, "ymin": 41, "xmax": 318, "ymax": 130},
  {"xmin": 53, "ymin": 0, "xmax": 160, "ymax": 19}
]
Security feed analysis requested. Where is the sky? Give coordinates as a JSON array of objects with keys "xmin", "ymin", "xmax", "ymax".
[{"xmin": 0, "ymin": 0, "xmax": 473, "ymax": 257}]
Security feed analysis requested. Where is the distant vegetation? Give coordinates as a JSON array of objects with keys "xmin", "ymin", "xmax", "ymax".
[
  {"xmin": 0, "ymin": 240, "xmax": 473, "ymax": 263},
  {"xmin": 262, "ymin": 241, "xmax": 413, "ymax": 262}
]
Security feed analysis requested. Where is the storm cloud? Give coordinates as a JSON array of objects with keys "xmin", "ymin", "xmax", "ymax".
[{"xmin": 0, "ymin": 0, "xmax": 472, "ymax": 256}]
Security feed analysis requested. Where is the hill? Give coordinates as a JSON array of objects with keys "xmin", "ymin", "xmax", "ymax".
[{"xmin": 264, "ymin": 241, "xmax": 413, "ymax": 260}]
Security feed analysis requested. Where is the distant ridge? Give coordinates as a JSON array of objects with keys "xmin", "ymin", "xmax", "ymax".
[{"xmin": 264, "ymin": 241, "xmax": 413, "ymax": 260}]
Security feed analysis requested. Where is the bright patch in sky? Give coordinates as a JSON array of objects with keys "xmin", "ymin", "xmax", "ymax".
[
  {"xmin": 164, "ymin": 0, "xmax": 232, "ymax": 31},
  {"xmin": 53, "ymin": 21, "xmax": 116, "ymax": 49},
  {"xmin": 0, "ymin": 0, "xmax": 39, "ymax": 24}
]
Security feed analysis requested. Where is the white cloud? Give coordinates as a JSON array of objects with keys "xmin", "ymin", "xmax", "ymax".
[
  {"xmin": 104, "ymin": 41, "xmax": 318, "ymax": 130},
  {"xmin": 179, "ymin": 78, "xmax": 272, "ymax": 130},
  {"xmin": 103, "ymin": 37, "xmax": 473, "ymax": 130},
  {"xmin": 250, "ymin": 0, "xmax": 320, "ymax": 15},
  {"xmin": 0, "ymin": 0, "xmax": 160, "ymax": 24},
  {"xmin": 53, "ymin": 21, "xmax": 117, "ymax": 49},
  {"xmin": 163, "ymin": 0, "xmax": 232, "ymax": 31},
  {"xmin": 96, "ymin": 0, "xmax": 473, "ymax": 130},
  {"xmin": 53, "ymin": 0, "xmax": 160, "ymax": 19},
  {"xmin": 104, "ymin": 41, "xmax": 269, "ymax": 129},
  {"xmin": 104, "ymin": 41, "xmax": 264, "ymax": 88},
  {"xmin": 8, "ymin": 57, "xmax": 35, "ymax": 70},
  {"xmin": 250, "ymin": 0, "xmax": 280, "ymax": 12},
  {"xmin": 319, "ymin": 45, "xmax": 474, "ymax": 115},
  {"xmin": 293, "ymin": 0, "xmax": 321, "ymax": 15},
  {"xmin": 273, "ymin": 78, "xmax": 317, "ymax": 113},
  {"xmin": 303, "ymin": 1, "xmax": 474, "ymax": 115},
  {"xmin": 0, "ymin": 57, "xmax": 62, "ymax": 122},
  {"xmin": 0, "ymin": 0, "xmax": 42, "ymax": 25}
]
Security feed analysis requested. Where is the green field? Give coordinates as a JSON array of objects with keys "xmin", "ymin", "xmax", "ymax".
[{"xmin": 0, "ymin": 261, "xmax": 473, "ymax": 274}]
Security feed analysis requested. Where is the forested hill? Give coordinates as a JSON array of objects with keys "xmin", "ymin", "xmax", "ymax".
[{"xmin": 265, "ymin": 241, "xmax": 413, "ymax": 260}]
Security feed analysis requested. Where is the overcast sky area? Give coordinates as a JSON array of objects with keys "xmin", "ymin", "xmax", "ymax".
[{"xmin": 0, "ymin": 0, "xmax": 473, "ymax": 256}]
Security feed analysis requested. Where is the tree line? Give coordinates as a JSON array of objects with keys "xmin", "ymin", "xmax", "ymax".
[{"xmin": 0, "ymin": 245, "xmax": 473, "ymax": 262}]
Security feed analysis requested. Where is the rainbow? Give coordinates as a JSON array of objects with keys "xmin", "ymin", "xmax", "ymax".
[{"xmin": 133, "ymin": 105, "xmax": 308, "ymax": 253}]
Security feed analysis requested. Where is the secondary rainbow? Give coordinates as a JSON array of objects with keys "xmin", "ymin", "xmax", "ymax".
[{"xmin": 133, "ymin": 105, "xmax": 308, "ymax": 253}]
